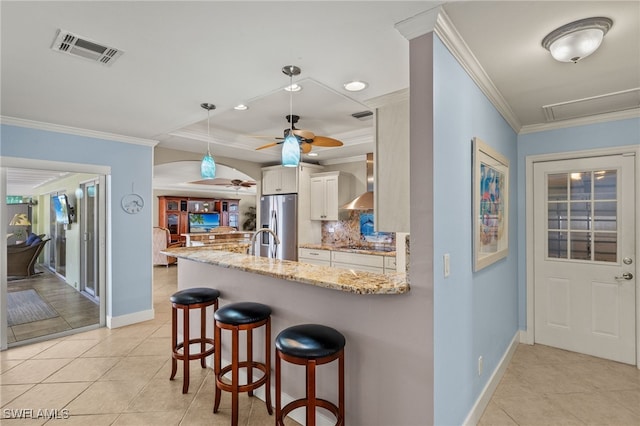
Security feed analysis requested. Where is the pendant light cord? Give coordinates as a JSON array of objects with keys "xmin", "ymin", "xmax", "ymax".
[
  {"xmin": 207, "ymin": 108, "xmax": 211, "ymax": 155},
  {"xmin": 289, "ymin": 69, "xmax": 293, "ymax": 135}
]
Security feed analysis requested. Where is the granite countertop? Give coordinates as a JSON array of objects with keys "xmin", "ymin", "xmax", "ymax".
[
  {"xmin": 299, "ymin": 243, "xmax": 396, "ymax": 257},
  {"xmin": 162, "ymin": 246, "xmax": 409, "ymax": 295}
]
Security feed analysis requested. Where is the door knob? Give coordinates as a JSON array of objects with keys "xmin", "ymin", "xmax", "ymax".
[{"xmin": 614, "ymin": 272, "xmax": 633, "ymax": 280}]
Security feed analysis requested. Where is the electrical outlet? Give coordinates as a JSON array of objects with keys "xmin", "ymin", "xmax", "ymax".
[{"xmin": 478, "ymin": 356, "xmax": 483, "ymax": 376}]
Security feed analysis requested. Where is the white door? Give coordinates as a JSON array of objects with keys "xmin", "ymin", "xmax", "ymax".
[{"xmin": 533, "ymin": 154, "xmax": 636, "ymax": 364}]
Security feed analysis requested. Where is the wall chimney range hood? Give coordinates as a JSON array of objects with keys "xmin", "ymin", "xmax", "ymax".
[{"xmin": 342, "ymin": 153, "xmax": 374, "ymax": 210}]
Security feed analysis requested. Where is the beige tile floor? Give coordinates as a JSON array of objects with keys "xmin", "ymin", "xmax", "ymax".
[{"xmin": 2, "ymin": 266, "xmax": 639, "ymax": 425}]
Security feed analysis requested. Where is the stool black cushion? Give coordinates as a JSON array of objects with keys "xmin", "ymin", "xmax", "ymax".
[
  {"xmin": 276, "ymin": 324, "xmax": 346, "ymax": 359},
  {"xmin": 170, "ymin": 287, "xmax": 220, "ymax": 305},
  {"xmin": 214, "ymin": 302, "xmax": 271, "ymax": 325}
]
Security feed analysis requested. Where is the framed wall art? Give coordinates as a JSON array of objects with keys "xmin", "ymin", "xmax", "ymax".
[{"xmin": 473, "ymin": 137, "xmax": 509, "ymax": 271}]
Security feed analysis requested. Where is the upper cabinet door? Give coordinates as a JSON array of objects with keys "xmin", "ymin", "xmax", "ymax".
[{"xmin": 262, "ymin": 166, "xmax": 299, "ymax": 195}]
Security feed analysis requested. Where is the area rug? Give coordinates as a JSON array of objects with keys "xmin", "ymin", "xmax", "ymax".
[{"xmin": 7, "ymin": 289, "xmax": 59, "ymax": 327}]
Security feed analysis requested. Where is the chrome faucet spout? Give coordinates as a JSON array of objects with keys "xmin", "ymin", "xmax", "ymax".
[{"xmin": 249, "ymin": 228, "xmax": 280, "ymax": 256}]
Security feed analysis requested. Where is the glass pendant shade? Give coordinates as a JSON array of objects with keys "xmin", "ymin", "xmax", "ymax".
[
  {"xmin": 201, "ymin": 152, "xmax": 216, "ymax": 179},
  {"xmin": 281, "ymin": 134, "xmax": 300, "ymax": 167},
  {"xmin": 549, "ymin": 28, "xmax": 604, "ymax": 63}
]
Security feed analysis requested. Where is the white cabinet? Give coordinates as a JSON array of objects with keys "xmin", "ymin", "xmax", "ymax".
[
  {"xmin": 262, "ymin": 166, "xmax": 298, "ymax": 195},
  {"xmin": 370, "ymin": 89, "xmax": 410, "ymax": 233},
  {"xmin": 298, "ymin": 248, "xmax": 331, "ymax": 267},
  {"xmin": 331, "ymin": 251, "xmax": 385, "ymax": 274},
  {"xmin": 384, "ymin": 256, "xmax": 397, "ymax": 274},
  {"xmin": 309, "ymin": 171, "xmax": 351, "ymax": 221}
]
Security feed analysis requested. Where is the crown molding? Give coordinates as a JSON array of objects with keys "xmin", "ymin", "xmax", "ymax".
[
  {"xmin": 364, "ymin": 88, "xmax": 409, "ymax": 109},
  {"xmin": 395, "ymin": 7, "xmax": 522, "ymax": 133},
  {"xmin": 0, "ymin": 116, "xmax": 158, "ymax": 147},
  {"xmin": 519, "ymin": 108, "xmax": 640, "ymax": 135},
  {"xmin": 319, "ymin": 155, "xmax": 366, "ymax": 166}
]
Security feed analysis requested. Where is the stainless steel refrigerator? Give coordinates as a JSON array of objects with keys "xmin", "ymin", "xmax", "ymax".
[{"xmin": 259, "ymin": 194, "xmax": 298, "ymax": 261}]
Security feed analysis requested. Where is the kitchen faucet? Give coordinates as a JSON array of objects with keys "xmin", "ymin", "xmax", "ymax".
[{"xmin": 248, "ymin": 228, "xmax": 280, "ymax": 256}]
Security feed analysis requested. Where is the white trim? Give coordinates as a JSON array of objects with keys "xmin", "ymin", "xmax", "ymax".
[
  {"xmin": 519, "ymin": 329, "xmax": 534, "ymax": 345},
  {"xmin": 394, "ymin": 5, "xmax": 442, "ymax": 41},
  {"xmin": 463, "ymin": 332, "xmax": 520, "ymax": 426},
  {"xmin": 0, "ymin": 156, "xmax": 111, "ymax": 175},
  {"xmin": 1, "ymin": 116, "xmax": 158, "ymax": 147},
  {"xmin": 106, "ymin": 308, "xmax": 154, "ymax": 329},
  {"xmin": 525, "ymin": 145, "xmax": 640, "ymax": 368},
  {"xmin": 520, "ymin": 108, "xmax": 640, "ymax": 135},
  {"xmin": 0, "ymin": 167, "xmax": 7, "ymax": 351},
  {"xmin": 433, "ymin": 10, "xmax": 521, "ymax": 133},
  {"xmin": 319, "ymin": 155, "xmax": 366, "ymax": 166},
  {"xmin": 364, "ymin": 88, "xmax": 409, "ymax": 109}
]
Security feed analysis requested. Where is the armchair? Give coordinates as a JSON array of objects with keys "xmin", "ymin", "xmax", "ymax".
[
  {"xmin": 153, "ymin": 227, "xmax": 182, "ymax": 266},
  {"xmin": 7, "ymin": 238, "xmax": 50, "ymax": 277}
]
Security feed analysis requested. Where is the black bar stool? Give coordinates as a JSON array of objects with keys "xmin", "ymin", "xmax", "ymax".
[
  {"xmin": 169, "ymin": 287, "xmax": 220, "ymax": 394},
  {"xmin": 275, "ymin": 324, "xmax": 346, "ymax": 426},
  {"xmin": 213, "ymin": 302, "xmax": 273, "ymax": 426}
]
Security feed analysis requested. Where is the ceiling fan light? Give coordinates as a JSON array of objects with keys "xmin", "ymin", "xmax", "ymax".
[
  {"xmin": 281, "ymin": 134, "xmax": 300, "ymax": 167},
  {"xmin": 201, "ymin": 153, "xmax": 216, "ymax": 179},
  {"xmin": 542, "ymin": 17, "xmax": 612, "ymax": 63},
  {"xmin": 344, "ymin": 80, "xmax": 368, "ymax": 92}
]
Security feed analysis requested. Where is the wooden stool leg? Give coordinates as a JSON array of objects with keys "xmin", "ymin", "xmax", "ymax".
[
  {"xmin": 231, "ymin": 326, "xmax": 239, "ymax": 426},
  {"xmin": 182, "ymin": 306, "xmax": 190, "ymax": 394},
  {"xmin": 169, "ymin": 305, "xmax": 178, "ymax": 380},
  {"xmin": 247, "ymin": 327, "xmax": 253, "ymax": 397},
  {"xmin": 200, "ymin": 305, "xmax": 207, "ymax": 368},
  {"xmin": 213, "ymin": 321, "xmax": 222, "ymax": 413},
  {"xmin": 275, "ymin": 350, "xmax": 282, "ymax": 425},
  {"xmin": 307, "ymin": 359, "xmax": 317, "ymax": 426},
  {"xmin": 264, "ymin": 317, "xmax": 273, "ymax": 414},
  {"xmin": 339, "ymin": 351, "xmax": 345, "ymax": 426}
]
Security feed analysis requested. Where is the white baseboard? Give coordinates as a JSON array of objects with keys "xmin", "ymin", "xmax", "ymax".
[
  {"xmin": 519, "ymin": 329, "xmax": 534, "ymax": 345},
  {"xmin": 107, "ymin": 308, "xmax": 154, "ymax": 328},
  {"xmin": 463, "ymin": 331, "xmax": 520, "ymax": 426},
  {"xmin": 206, "ymin": 356, "xmax": 335, "ymax": 426}
]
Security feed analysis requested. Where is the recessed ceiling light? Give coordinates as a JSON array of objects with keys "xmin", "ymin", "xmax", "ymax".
[
  {"xmin": 343, "ymin": 80, "xmax": 368, "ymax": 92},
  {"xmin": 284, "ymin": 83, "xmax": 302, "ymax": 92},
  {"xmin": 234, "ymin": 104, "xmax": 248, "ymax": 111},
  {"xmin": 307, "ymin": 152, "xmax": 318, "ymax": 157}
]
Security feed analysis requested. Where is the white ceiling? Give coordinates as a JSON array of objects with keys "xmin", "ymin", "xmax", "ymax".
[{"xmin": 1, "ymin": 1, "xmax": 638, "ymax": 170}]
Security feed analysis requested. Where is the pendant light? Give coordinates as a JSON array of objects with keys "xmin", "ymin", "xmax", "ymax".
[
  {"xmin": 281, "ymin": 65, "xmax": 301, "ymax": 167},
  {"xmin": 200, "ymin": 103, "xmax": 216, "ymax": 179}
]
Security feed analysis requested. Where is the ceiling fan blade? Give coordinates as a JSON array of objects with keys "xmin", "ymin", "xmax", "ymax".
[
  {"xmin": 300, "ymin": 142, "xmax": 312, "ymax": 153},
  {"xmin": 292, "ymin": 129, "xmax": 315, "ymax": 140},
  {"xmin": 309, "ymin": 136, "xmax": 343, "ymax": 147},
  {"xmin": 255, "ymin": 142, "xmax": 280, "ymax": 150},
  {"xmin": 240, "ymin": 181, "xmax": 257, "ymax": 187},
  {"xmin": 248, "ymin": 135, "xmax": 282, "ymax": 139},
  {"xmin": 207, "ymin": 178, "xmax": 233, "ymax": 186}
]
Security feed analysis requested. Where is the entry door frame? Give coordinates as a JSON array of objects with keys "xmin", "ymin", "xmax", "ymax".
[
  {"xmin": 524, "ymin": 145, "xmax": 640, "ymax": 368},
  {"xmin": 0, "ymin": 156, "xmax": 110, "ymax": 351}
]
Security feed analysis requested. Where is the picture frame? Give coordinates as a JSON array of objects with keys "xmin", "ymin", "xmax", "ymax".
[{"xmin": 473, "ymin": 137, "xmax": 509, "ymax": 271}]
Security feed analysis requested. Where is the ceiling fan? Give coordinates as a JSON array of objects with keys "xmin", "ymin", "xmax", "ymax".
[
  {"xmin": 206, "ymin": 178, "xmax": 256, "ymax": 188},
  {"xmin": 254, "ymin": 114, "xmax": 344, "ymax": 153}
]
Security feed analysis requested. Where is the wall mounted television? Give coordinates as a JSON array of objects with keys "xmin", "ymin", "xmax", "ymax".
[
  {"xmin": 188, "ymin": 212, "xmax": 220, "ymax": 233},
  {"xmin": 53, "ymin": 194, "xmax": 72, "ymax": 224}
]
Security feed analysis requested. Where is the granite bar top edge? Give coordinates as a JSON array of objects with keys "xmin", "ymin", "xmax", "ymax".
[{"xmin": 162, "ymin": 246, "xmax": 409, "ymax": 295}]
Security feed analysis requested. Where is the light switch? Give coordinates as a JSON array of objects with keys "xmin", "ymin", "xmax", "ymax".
[{"xmin": 444, "ymin": 253, "xmax": 450, "ymax": 278}]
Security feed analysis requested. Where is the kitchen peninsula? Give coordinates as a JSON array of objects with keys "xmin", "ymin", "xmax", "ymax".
[{"xmin": 161, "ymin": 243, "xmax": 427, "ymax": 426}]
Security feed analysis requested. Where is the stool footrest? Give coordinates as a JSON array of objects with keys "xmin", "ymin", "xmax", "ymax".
[
  {"xmin": 216, "ymin": 361, "xmax": 269, "ymax": 393},
  {"xmin": 280, "ymin": 398, "xmax": 342, "ymax": 426},
  {"xmin": 172, "ymin": 338, "xmax": 215, "ymax": 361}
]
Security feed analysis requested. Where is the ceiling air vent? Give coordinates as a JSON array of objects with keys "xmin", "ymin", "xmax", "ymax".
[
  {"xmin": 543, "ymin": 88, "xmax": 640, "ymax": 122},
  {"xmin": 351, "ymin": 110, "xmax": 373, "ymax": 121},
  {"xmin": 50, "ymin": 29, "xmax": 123, "ymax": 66}
]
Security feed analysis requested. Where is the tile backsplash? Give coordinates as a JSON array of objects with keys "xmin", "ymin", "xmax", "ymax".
[{"xmin": 321, "ymin": 211, "xmax": 395, "ymax": 248}]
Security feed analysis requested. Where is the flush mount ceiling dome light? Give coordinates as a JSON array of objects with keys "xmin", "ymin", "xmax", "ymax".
[{"xmin": 542, "ymin": 17, "xmax": 613, "ymax": 63}]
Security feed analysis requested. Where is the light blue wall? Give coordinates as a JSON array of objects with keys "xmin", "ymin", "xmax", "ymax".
[
  {"xmin": 432, "ymin": 36, "xmax": 519, "ymax": 425},
  {"xmin": 516, "ymin": 117, "xmax": 640, "ymax": 327},
  {"xmin": 1, "ymin": 124, "xmax": 154, "ymax": 318}
]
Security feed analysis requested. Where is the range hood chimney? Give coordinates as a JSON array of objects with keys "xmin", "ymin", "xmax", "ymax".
[{"xmin": 342, "ymin": 152, "xmax": 374, "ymax": 210}]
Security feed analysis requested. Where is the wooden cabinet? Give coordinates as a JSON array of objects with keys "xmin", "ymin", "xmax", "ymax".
[
  {"xmin": 309, "ymin": 171, "xmax": 352, "ymax": 221},
  {"xmin": 158, "ymin": 196, "xmax": 240, "ymax": 242},
  {"xmin": 262, "ymin": 166, "xmax": 298, "ymax": 194},
  {"xmin": 298, "ymin": 248, "xmax": 331, "ymax": 267}
]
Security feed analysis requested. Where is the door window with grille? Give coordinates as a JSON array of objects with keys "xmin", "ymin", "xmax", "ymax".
[{"xmin": 547, "ymin": 170, "xmax": 617, "ymax": 262}]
